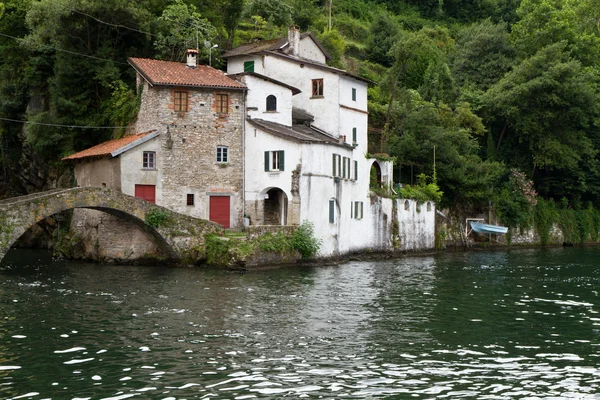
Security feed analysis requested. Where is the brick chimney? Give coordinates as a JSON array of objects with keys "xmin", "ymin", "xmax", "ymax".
[
  {"xmin": 186, "ymin": 49, "xmax": 198, "ymax": 68},
  {"xmin": 287, "ymin": 26, "xmax": 300, "ymax": 57}
]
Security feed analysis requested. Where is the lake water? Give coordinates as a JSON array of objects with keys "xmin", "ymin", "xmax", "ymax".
[{"xmin": 1, "ymin": 247, "xmax": 600, "ymax": 399}]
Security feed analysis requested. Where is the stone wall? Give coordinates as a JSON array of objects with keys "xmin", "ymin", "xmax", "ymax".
[
  {"xmin": 68, "ymin": 209, "xmax": 162, "ymax": 263},
  {"xmin": 134, "ymin": 75, "xmax": 245, "ymax": 228}
]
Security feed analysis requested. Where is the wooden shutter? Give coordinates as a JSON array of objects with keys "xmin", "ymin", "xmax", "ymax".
[
  {"xmin": 360, "ymin": 202, "xmax": 364, "ymax": 219},
  {"xmin": 279, "ymin": 150, "xmax": 285, "ymax": 171},
  {"xmin": 244, "ymin": 60, "xmax": 254, "ymax": 72},
  {"xmin": 354, "ymin": 161, "xmax": 358, "ymax": 180},
  {"xmin": 264, "ymin": 151, "xmax": 270, "ymax": 171},
  {"xmin": 352, "ymin": 88, "xmax": 356, "ymax": 101},
  {"xmin": 329, "ymin": 199, "xmax": 335, "ymax": 223},
  {"xmin": 352, "ymin": 127, "xmax": 357, "ymax": 144},
  {"xmin": 332, "ymin": 154, "xmax": 337, "ymax": 177},
  {"xmin": 342, "ymin": 157, "xmax": 346, "ymax": 178}
]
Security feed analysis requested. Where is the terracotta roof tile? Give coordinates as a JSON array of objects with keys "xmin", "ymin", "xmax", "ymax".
[
  {"xmin": 128, "ymin": 57, "xmax": 246, "ymax": 89},
  {"xmin": 62, "ymin": 131, "xmax": 156, "ymax": 161}
]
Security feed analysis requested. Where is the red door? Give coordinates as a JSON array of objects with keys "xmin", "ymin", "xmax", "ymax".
[
  {"xmin": 210, "ymin": 196, "xmax": 230, "ymax": 228},
  {"xmin": 134, "ymin": 184, "xmax": 156, "ymax": 204}
]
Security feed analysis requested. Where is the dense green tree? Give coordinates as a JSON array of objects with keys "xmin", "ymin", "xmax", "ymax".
[
  {"xmin": 367, "ymin": 13, "xmax": 399, "ymax": 67},
  {"xmin": 154, "ymin": 0, "xmax": 217, "ymax": 61},
  {"xmin": 246, "ymin": 0, "xmax": 293, "ymax": 27},
  {"xmin": 451, "ymin": 19, "xmax": 515, "ymax": 91},
  {"xmin": 483, "ymin": 42, "xmax": 600, "ymax": 199}
]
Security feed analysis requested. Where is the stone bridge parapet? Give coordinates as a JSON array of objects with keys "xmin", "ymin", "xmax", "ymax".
[{"xmin": 0, "ymin": 187, "xmax": 223, "ymax": 264}]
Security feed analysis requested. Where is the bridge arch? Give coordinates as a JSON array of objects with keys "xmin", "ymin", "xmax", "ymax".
[{"xmin": 0, "ymin": 187, "xmax": 223, "ymax": 264}]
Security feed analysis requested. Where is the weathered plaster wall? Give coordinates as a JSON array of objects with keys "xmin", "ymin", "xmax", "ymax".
[
  {"xmin": 397, "ymin": 199, "xmax": 436, "ymax": 251},
  {"xmin": 298, "ymin": 36, "xmax": 327, "ymax": 63},
  {"xmin": 74, "ymin": 158, "xmax": 121, "ymax": 190},
  {"xmin": 241, "ymin": 75, "xmax": 293, "ymax": 126},
  {"xmin": 119, "ymin": 136, "xmax": 161, "ymax": 201}
]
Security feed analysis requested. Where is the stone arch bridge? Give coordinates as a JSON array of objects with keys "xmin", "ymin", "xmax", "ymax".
[{"xmin": 0, "ymin": 187, "xmax": 223, "ymax": 264}]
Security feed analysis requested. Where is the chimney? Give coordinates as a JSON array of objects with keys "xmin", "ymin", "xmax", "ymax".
[
  {"xmin": 186, "ymin": 49, "xmax": 198, "ymax": 68},
  {"xmin": 287, "ymin": 25, "xmax": 300, "ymax": 57}
]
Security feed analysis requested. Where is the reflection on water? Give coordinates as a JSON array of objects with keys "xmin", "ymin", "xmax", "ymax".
[{"xmin": 1, "ymin": 247, "xmax": 600, "ymax": 399}]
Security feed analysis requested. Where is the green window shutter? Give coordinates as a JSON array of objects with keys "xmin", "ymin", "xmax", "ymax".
[
  {"xmin": 329, "ymin": 199, "xmax": 335, "ymax": 223},
  {"xmin": 244, "ymin": 61, "xmax": 254, "ymax": 72},
  {"xmin": 352, "ymin": 88, "xmax": 356, "ymax": 101},
  {"xmin": 361, "ymin": 202, "xmax": 364, "ymax": 219},
  {"xmin": 352, "ymin": 127, "xmax": 357, "ymax": 144},
  {"xmin": 351, "ymin": 201, "xmax": 354, "ymax": 218},
  {"xmin": 354, "ymin": 201, "xmax": 359, "ymax": 219},
  {"xmin": 332, "ymin": 154, "xmax": 337, "ymax": 177},
  {"xmin": 354, "ymin": 160, "xmax": 358, "ymax": 180},
  {"xmin": 264, "ymin": 151, "xmax": 270, "ymax": 171},
  {"xmin": 279, "ymin": 150, "xmax": 285, "ymax": 171},
  {"xmin": 342, "ymin": 157, "xmax": 346, "ymax": 178}
]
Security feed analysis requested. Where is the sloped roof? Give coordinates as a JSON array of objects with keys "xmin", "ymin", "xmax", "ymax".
[
  {"xmin": 228, "ymin": 72, "xmax": 301, "ymax": 95},
  {"xmin": 62, "ymin": 131, "xmax": 158, "ymax": 161},
  {"xmin": 128, "ymin": 57, "xmax": 246, "ymax": 90},
  {"xmin": 223, "ymin": 33, "xmax": 331, "ymax": 60},
  {"xmin": 248, "ymin": 118, "xmax": 352, "ymax": 149}
]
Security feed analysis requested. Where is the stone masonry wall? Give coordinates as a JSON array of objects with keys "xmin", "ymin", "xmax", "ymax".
[{"xmin": 134, "ymin": 73, "xmax": 245, "ymax": 228}]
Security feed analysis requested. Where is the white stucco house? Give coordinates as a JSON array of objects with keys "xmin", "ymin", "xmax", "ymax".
[{"xmin": 223, "ymin": 26, "xmax": 400, "ymax": 256}]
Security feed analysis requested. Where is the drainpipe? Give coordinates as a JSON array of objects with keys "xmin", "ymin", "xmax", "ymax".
[{"xmin": 242, "ymin": 90, "xmax": 246, "ymax": 223}]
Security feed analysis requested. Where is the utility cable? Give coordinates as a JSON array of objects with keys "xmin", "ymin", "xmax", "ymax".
[
  {"xmin": 0, "ymin": 117, "xmax": 128, "ymax": 129},
  {"xmin": 0, "ymin": 32, "xmax": 129, "ymax": 65}
]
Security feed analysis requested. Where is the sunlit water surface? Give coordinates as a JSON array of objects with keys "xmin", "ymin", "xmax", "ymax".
[{"xmin": 1, "ymin": 247, "xmax": 600, "ymax": 399}]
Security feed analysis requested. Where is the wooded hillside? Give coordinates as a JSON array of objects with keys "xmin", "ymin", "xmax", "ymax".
[{"xmin": 1, "ymin": 0, "xmax": 599, "ymax": 224}]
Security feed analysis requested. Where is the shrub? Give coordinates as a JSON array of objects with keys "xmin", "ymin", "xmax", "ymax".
[
  {"xmin": 292, "ymin": 221, "xmax": 321, "ymax": 259},
  {"xmin": 145, "ymin": 208, "xmax": 170, "ymax": 228}
]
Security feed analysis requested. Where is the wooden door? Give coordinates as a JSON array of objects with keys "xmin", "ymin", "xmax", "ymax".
[
  {"xmin": 210, "ymin": 196, "xmax": 230, "ymax": 228},
  {"xmin": 134, "ymin": 184, "xmax": 156, "ymax": 204}
]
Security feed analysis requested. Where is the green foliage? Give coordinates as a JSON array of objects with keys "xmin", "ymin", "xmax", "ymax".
[
  {"xmin": 533, "ymin": 198, "xmax": 557, "ymax": 245},
  {"xmin": 145, "ymin": 208, "xmax": 170, "ymax": 228},
  {"xmin": 246, "ymin": 0, "xmax": 293, "ymax": 27},
  {"xmin": 400, "ymin": 173, "xmax": 443, "ymax": 203},
  {"xmin": 291, "ymin": 221, "xmax": 321, "ymax": 259},
  {"xmin": 104, "ymin": 81, "xmax": 142, "ymax": 138},
  {"xmin": 316, "ymin": 29, "xmax": 346, "ymax": 69},
  {"xmin": 496, "ymin": 169, "xmax": 537, "ymax": 229},
  {"xmin": 154, "ymin": 0, "xmax": 217, "ymax": 62}
]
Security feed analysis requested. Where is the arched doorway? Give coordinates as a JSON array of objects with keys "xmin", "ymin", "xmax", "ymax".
[
  {"xmin": 263, "ymin": 188, "xmax": 288, "ymax": 225},
  {"xmin": 370, "ymin": 161, "xmax": 382, "ymax": 189}
]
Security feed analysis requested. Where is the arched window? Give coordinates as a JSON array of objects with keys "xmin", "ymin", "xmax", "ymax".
[
  {"xmin": 266, "ymin": 95, "xmax": 277, "ymax": 111},
  {"xmin": 404, "ymin": 200, "xmax": 410, "ymax": 211}
]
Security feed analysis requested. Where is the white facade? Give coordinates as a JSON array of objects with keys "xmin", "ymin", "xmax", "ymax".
[{"xmin": 225, "ymin": 30, "xmax": 422, "ymax": 257}]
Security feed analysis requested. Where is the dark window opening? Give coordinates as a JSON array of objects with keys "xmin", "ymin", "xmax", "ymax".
[
  {"xmin": 266, "ymin": 95, "xmax": 277, "ymax": 111},
  {"xmin": 187, "ymin": 194, "xmax": 195, "ymax": 206}
]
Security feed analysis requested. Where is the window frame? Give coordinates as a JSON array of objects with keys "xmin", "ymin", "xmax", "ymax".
[
  {"xmin": 216, "ymin": 146, "xmax": 229, "ymax": 163},
  {"xmin": 352, "ymin": 87, "xmax": 357, "ymax": 101},
  {"xmin": 174, "ymin": 91, "xmax": 188, "ymax": 112},
  {"xmin": 215, "ymin": 93, "xmax": 229, "ymax": 114},
  {"xmin": 142, "ymin": 151, "xmax": 156, "ymax": 170},
  {"xmin": 312, "ymin": 79, "xmax": 324, "ymax": 97}
]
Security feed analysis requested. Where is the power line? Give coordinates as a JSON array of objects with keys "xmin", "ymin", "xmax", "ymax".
[
  {"xmin": 70, "ymin": 9, "xmax": 158, "ymax": 38},
  {"xmin": 0, "ymin": 117, "xmax": 128, "ymax": 129},
  {"xmin": 0, "ymin": 32, "xmax": 129, "ymax": 65}
]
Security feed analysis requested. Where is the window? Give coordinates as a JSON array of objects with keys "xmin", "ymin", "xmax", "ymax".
[
  {"xmin": 264, "ymin": 150, "xmax": 285, "ymax": 172},
  {"xmin": 332, "ymin": 154, "xmax": 341, "ymax": 177},
  {"xmin": 215, "ymin": 93, "xmax": 229, "ymax": 114},
  {"xmin": 342, "ymin": 157, "xmax": 351, "ymax": 179},
  {"xmin": 354, "ymin": 160, "xmax": 358, "ymax": 181},
  {"xmin": 352, "ymin": 88, "xmax": 357, "ymax": 101},
  {"xmin": 404, "ymin": 200, "xmax": 410, "ymax": 211},
  {"xmin": 143, "ymin": 151, "xmax": 156, "ymax": 169},
  {"xmin": 266, "ymin": 95, "xmax": 277, "ymax": 111},
  {"xmin": 244, "ymin": 60, "xmax": 254, "ymax": 72},
  {"xmin": 351, "ymin": 201, "xmax": 364, "ymax": 219},
  {"xmin": 174, "ymin": 91, "xmax": 188, "ymax": 112},
  {"xmin": 329, "ymin": 199, "xmax": 335, "ymax": 223},
  {"xmin": 427, "ymin": 202, "xmax": 432, "ymax": 212},
  {"xmin": 217, "ymin": 146, "xmax": 228, "ymax": 163},
  {"xmin": 312, "ymin": 79, "xmax": 323, "ymax": 97},
  {"xmin": 187, "ymin": 194, "xmax": 195, "ymax": 206},
  {"xmin": 352, "ymin": 127, "xmax": 357, "ymax": 144}
]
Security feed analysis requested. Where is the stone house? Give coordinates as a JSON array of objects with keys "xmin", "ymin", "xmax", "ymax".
[{"xmin": 64, "ymin": 50, "xmax": 247, "ymax": 229}]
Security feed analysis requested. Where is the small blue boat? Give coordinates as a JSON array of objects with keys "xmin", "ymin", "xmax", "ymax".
[{"xmin": 469, "ymin": 220, "xmax": 508, "ymax": 235}]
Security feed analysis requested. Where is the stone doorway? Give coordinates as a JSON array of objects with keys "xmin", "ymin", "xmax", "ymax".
[{"xmin": 263, "ymin": 188, "xmax": 288, "ymax": 225}]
